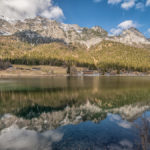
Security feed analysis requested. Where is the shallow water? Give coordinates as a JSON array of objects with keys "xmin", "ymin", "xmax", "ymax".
[{"xmin": 0, "ymin": 76, "xmax": 150, "ymax": 150}]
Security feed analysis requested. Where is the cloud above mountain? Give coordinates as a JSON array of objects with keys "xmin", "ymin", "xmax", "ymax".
[
  {"xmin": 136, "ymin": 2, "xmax": 145, "ymax": 10},
  {"xmin": 93, "ymin": 0, "xmax": 102, "ymax": 3},
  {"xmin": 118, "ymin": 20, "xmax": 137, "ymax": 29},
  {"xmin": 93, "ymin": 0, "xmax": 150, "ymax": 10},
  {"xmin": 121, "ymin": 0, "xmax": 135, "ymax": 10},
  {"xmin": 148, "ymin": 28, "xmax": 150, "ymax": 34},
  {"xmin": 108, "ymin": 0, "xmax": 122, "ymax": 4},
  {"xmin": 146, "ymin": 0, "xmax": 150, "ymax": 6},
  {"xmin": 0, "ymin": 0, "xmax": 64, "ymax": 21},
  {"xmin": 110, "ymin": 20, "xmax": 138, "ymax": 35}
]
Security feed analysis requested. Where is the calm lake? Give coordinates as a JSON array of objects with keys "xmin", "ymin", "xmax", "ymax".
[{"xmin": 0, "ymin": 76, "xmax": 150, "ymax": 150}]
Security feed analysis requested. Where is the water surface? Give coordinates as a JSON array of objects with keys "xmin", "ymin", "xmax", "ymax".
[{"xmin": 0, "ymin": 77, "xmax": 150, "ymax": 150}]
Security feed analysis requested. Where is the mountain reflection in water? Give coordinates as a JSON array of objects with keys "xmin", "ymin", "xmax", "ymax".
[{"xmin": 0, "ymin": 76, "xmax": 150, "ymax": 150}]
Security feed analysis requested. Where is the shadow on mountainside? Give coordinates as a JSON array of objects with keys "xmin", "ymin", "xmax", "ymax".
[{"xmin": 14, "ymin": 30, "xmax": 66, "ymax": 45}]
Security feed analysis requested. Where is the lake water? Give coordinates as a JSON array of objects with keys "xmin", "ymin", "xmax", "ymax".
[{"xmin": 0, "ymin": 77, "xmax": 150, "ymax": 150}]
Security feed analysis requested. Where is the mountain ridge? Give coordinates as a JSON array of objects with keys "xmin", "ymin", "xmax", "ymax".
[{"xmin": 0, "ymin": 16, "xmax": 150, "ymax": 48}]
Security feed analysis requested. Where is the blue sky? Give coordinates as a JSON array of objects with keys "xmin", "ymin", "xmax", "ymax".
[{"xmin": 54, "ymin": 0, "xmax": 150, "ymax": 37}]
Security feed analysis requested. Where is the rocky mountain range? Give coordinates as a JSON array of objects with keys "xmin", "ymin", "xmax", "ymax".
[{"xmin": 0, "ymin": 16, "xmax": 150, "ymax": 48}]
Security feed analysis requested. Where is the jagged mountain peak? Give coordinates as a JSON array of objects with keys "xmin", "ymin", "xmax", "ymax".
[
  {"xmin": 109, "ymin": 27, "xmax": 150, "ymax": 47},
  {"xmin": 0, "ymin": 16, "xmax": 150, "ymax": 48},
  {"xmin": 91, "ymin": 26, "xmax": 105, "ymax": 32},
  {"xmin": 60, "ymin": 23, "xmax": 82, "ymax": 33},
  {"xmin": 0, "ymin": 17, "xmax": 108, "ymax": 47},
  {"xmin": 125, "ymin": 27, "xmax": 139, "ymax": 32},
  {"xmin": 121, "ymin": 27, "xmax": 145, "ymax": 38}
]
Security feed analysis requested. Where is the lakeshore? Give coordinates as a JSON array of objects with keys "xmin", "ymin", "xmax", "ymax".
[{"xmin": 0, "ymin": 65, "xmax": 150, "ymax": 78}]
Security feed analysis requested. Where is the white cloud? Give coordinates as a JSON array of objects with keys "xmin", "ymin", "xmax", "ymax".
[
  {"xmin": 118, "ymin": 121, "xmax": 132, "ymax": 129},
  {"xmin": 110, "ymin": 20, "xmax": 138, "ymax": 36},
  {"xmin": 108, "ymin": 113, "xmax": 121, "ymax": 121},
  {"xmin": 120, "ymin": 140, "xmax": 133, "ymax": 148},
  {"xmin": 118, "ymin": 20, "xmax": 137, "ymax": 29},
  {"xmin": 146, "ymin": 0, "xmax": 150, "ymax": 6},
  {"xmin": 94, "ymin": 0, "xmax": 149, "ymax": 10},
  {"xmin": 108, "ymin": 113, "xmax": 132, "ymax": 129},
  {"xmin": 0, "ymin": 125, "xmax": 63, "ymax": 150},
  {"xmin": 148, "ymin": 28, "xmax": 150, "ymax": 34},
  {"xmin": 110, "ymin": 28, "xmax": 122, "ymax": 35},
  {"xmin": 108, "ymin": 0, "xmax": 122, "ymax": 5},
  {"xmin": 93, "ymin": 0, "xmax": 102, "ymax": 3},
  {"xmin": 136, "ymin": 2, "xmax": 145, "ymax": 10},
  {"xmin": 121, "ymin": 0, "xmax": 136, "ymax": 10},
  {"xmin": 0, "ymin": 0, "xmax": 64, "ymax": 21}
]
